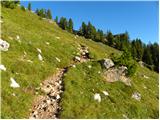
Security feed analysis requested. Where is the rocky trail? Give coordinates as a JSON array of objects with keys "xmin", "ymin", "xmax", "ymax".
[
  {"xmin": 29, "ymin": 44, "xmax": 132, "ymax": 119},
  {"xmin": 29, "ymin": 45, "xmax": 91, "ymax": 119}
]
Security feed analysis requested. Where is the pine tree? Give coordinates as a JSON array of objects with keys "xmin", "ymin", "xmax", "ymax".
[
  {"xmin": 142, "ymin": 46, "xmax": 153, "ymax": 65},
  {"xmin": 106, "ymin": 31, "xmax": 114, "ymax": 46},
  {"xmin": 78, "ymin": 22, "xmax": 87, "ymax": 36},
  {"xmin": 55, "ymin": 16, "xmax": 58, "ymax": 24},
  {"xmin": 35, "ymin": 8, "xmax": 39, "ymax": 15},
  {"xmin": 85, "ymin": 22, "xmax": 96, "ymax": 40},
  {"xmin": 132, "ymin": 46, "xmax": 137, "ymax": 59},
  {"xmin": 114, "ymin": 35, "xmax": 121, "ymax": 49},
  {"xmin": 59, "ymin": 17, "xmax": 67, "ymax": 30},
  {"xmin": 28, "ymin": 2, "xmax": 31, "ymax": 11},
  {"xmin": 148, "ymin": 43, "xmax": 159, "ymax": 72},
  {"xmin": 46, "ymin": 9, "xmax": 52, "ymax": 19},
  {"xmin": 68, "ymin": 18, "xmax": 73, "ymax": 33}
]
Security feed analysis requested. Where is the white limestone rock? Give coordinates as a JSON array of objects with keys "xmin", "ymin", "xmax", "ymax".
[
  {"xmin": 0, "ymin": 64, "xmax": 6, "ymax": 71},
  {"xmin": 75, "ymin": 56, "xmax": 81, "ymax": 61},
  {"xmin": 16, "ymin": 35, "xmax": 20, "ymax": 40},
  {"xmin": 56, "ymin": 37, "xmax": 60, "ymax": 39},
  {"xmin": 88, "ymin": 65, "xmax": 92, "ymax": 69},
  {"xmin": 10, "ymin": 77, "xmax": 20, "ymax": 88},
  {"xmin": 0, "ymin": 39, "xmax": 10, "ymax": 51},
  {"xmin": 38, "ymin": 54, "xmax": 43, "ymax": 61},
  {"xmin": 103, "ymin": 58, "xmax": 114, "ymax": 69},
  {"xmin": 45, "ymin": 42, "xmax": 50, "ymax": 45},
  {"xmin": 55, "ymin": 57, "xmax": 61, "ymax": 62},
  {"xmin": 56, "ymin": 94, "xmax": 60, "ymax": 100},
  {"xmin": 102, "ymin": 91, "xmax": 109, "ymax": 96},
  {"xmin": 143, "ymin": 75, "xmax": 149, "ymax": 79},
  {"xmin": 94, "ymin": 93, "xmax": 101, "ymax": 102},
  {"xmin": 37, "ymin": 48, "xmax": 42, "ymax": 53},
  {"xmin": 132, "ymin": 92, "xmax": 141, "ymax": 101}
]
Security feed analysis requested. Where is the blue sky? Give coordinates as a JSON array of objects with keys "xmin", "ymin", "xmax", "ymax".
[{"xmin": 21, "ymin": 1, "xmax": 158, "ymax": 44}]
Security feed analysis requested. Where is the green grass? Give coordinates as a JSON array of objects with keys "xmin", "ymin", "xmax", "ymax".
[
  {"xmin": 60, "ymin": 61, "xmax": 159, "ymax": 119},
  {"xmin": 1, "ymin": 7, "xmax": 120, "ymax": 118}
]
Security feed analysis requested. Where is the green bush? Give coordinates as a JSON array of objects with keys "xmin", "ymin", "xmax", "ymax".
[
  {"xmin": 1, "ymin": 1, "xmax": 20, "ymax": 9},
  {"xmin": 21, "ymin": 6, "xmax": 26, "ymax": 11},
  {"xmin": 110, "ymin": 50, "xmax": 137, "ymax": 77}
]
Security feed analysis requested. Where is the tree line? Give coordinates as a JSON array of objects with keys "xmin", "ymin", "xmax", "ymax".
[
  {"xmin": 2, "ymin": 1, "xmax": 159, "ymax": 72},
  {"xmin": 55, "ymin": 16, "xmax": 159, "ymax": 72}
]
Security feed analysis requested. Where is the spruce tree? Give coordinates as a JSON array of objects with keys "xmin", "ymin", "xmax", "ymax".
[
  {"xmin": 142, "ymin": 46, "xmax": 153, "ymax": 65},
  {"xmin": 46, "ymin": 9, "xmax": 52, "ymax": 19},
  {"xmin": 28, "ymin": 2, "xmax": 31, "ymax": 11},
  {"xmin": 55, "ymin": 16, "xmax": 58, "ymax": 24},
  {"xmin": 68, "ymin": 18, "xmax": 73, "ymax": 33},
  {"xmin": 106, "ymin": 31, "xmax": 114, "ymax": 46},
  {"xmin": 59, "ymin": 17, "xmax": 67, "ymax": 30},
  {"xmin": 81, "ymin": 22, "xmax": 87, "ymax": 36}
]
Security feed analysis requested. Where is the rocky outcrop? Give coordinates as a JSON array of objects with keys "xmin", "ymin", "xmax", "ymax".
[
  {"xmin": 103, "ymin": 66, "xmax": 131, "ymax": 86},
  {"xmin": 103, "ymin": 59, "xmax": 114, "ymax": 69}
]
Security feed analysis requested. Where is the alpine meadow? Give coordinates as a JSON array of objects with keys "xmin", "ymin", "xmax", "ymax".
[{"xmin": 0, "ymin": 1, "xmax": 159, "ymax": 119}]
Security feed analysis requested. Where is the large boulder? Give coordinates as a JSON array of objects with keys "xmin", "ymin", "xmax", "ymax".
[
  {"xmin": 103, "ymin": 66, "xmax": 131, "ymax": 86},
  {"xmin": 103, "ymin": 59, "xmax": 114, "ymax": 69}
]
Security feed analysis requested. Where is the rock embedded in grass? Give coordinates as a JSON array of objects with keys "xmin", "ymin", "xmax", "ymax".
[
  {"xmin": 45, "ymin": 42, "xmax": 50, "ymax": 45},
  {"xmin": 143, "ymin": 75, "xmax": 149, "ymax": 79},
  {"xmin": 16, "ymin": 35, "xmax": 20, "ymax": 40},
  {"xmin": 94, "ymin": 93, "xmax": 101, "ymax": 102},
  {"xmin": 88, "ymin": 65, "xmax": 92, "ymax": 68},
  {"xmin": 56, "ymin": 37, "xmax": 60, "ymax": 39},
  {"xmin": 10, "ymin": 77, "xmax": 20, "ymax": 88},
  {"xmin": 37, "ymin": 48, "xmax": 42, "ymax": 53},
  {"xmin": 74, "ymin": 56, "xmax": 81, "ymax": 62},
  {"xmin": 132, "ymin": 92, "xmax": 141, "ymax": 101},
  {"xmin": 102, "ymin": 91, "xmax": 109, "ymax": 96},
  {"xmin": 0, "ymin": 64, "xmax": 6, "ymax": 71},
  {"xmin": 55, "ymin": 57, "xmax": 61, "ymax": 62},
  {"xmin": 0, "ymin": 39, "xmax": 10, "ymax": 51},
  {"xmin": 103, "ymin": 58, "xmax": 114, "ymax": 69},
  {"xmin": 38, "ymin": 54, "xmax": 43, "ymax": 61},
  {"xmin": 0, "ymin": 20, "xmax": 3, "ymax": 23}
]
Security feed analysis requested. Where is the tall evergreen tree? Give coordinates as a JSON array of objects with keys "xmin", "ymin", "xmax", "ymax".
[
  {"xmin": 46, "ymin": 9, "xmax": 52, "ymax": 19},
  {"xmin": 68, "ymin": 18, "xmax": 73, "ymax": 33},
  {"xmin": 78, "ymin": 22, "xmax": 87, "ymax": 36},
  {"xmin": 59, "ymin": 17, "xmax": 67, "ymax": 30},
  {"xmin": 86, "ymin": 22, "xmax": 96, "ymax": 40},
  {"xmin": 106, "ymin": 31, "xmax": 114, "ymax": 46},
  {"xmin": 28, "ymin": 2, "xmax": 31, "ymax": 11},
  {"xmin": 142, "ymin": 46, "xmax": 153, "ymax": 65},
  {"xmin": 119, "ymin": 32, "xmax": 130, "ymax": 51},
  {"xmin": 148, "ymin": 43, "xmax": 159, "ymax": 72},
  {"xmin": 55, "ymin": 16, "xmax": 58, "ymax": 24}
]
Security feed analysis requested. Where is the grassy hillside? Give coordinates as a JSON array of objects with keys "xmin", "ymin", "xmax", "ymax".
[
  {"xmin": 1, "ymin": 7, "xmax": 119, "ymax": 118},
  {"xmin": 1, "ymin": 7, "xmax": 158, "ymax": 119},
  {"xmin": 60, "ymin": 62, "xmax": 158, "ymax": 118}
]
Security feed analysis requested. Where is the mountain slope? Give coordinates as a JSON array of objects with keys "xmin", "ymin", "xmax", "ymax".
[{"xmin": 1, "ymin": 7, "xmax": 158, "ymax": 118}]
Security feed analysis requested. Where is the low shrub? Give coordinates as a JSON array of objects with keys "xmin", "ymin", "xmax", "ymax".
[{"xmin": 110, "ymin": 50, "xmax": 137, "ymax": 77}]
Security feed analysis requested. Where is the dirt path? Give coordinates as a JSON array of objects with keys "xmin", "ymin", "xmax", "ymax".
[
  {"xmin": 29, "ymin": 45, "xmax": 90, "ymax": 119},
  {"xmin": 29, "ymin": 68, "xmax": 67, "ymax": 119}
]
